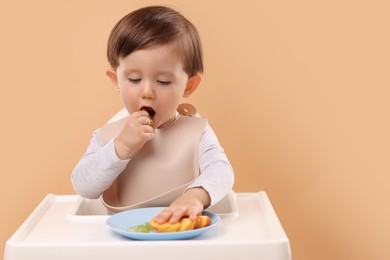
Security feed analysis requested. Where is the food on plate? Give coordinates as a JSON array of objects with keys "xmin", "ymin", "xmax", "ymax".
[
  {"xmin": 194, "ymin": 215, "xmax": 212, "ymax": 229},
  {"xmin": 127, "ymin": 222, "xmax": 153, "ymax": 233},
  {"xmin": 178, "ymin": 217, "xmax": 196, "ymax": 231},
  {"xmin": 149, "ymin": 218, "xmax": 182, "ymax": 232},
  {"xmin": 127, "ymin": 215, "xmax": 212, "ymax": 233},
  {"xmin": 150, "ymin": 215, "xmax": 211, "ymax": 233}
]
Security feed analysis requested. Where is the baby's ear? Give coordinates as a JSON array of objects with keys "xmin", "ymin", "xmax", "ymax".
[
  {"xmin": 106, "ymin": 69, "xmax": 119, "ymax": 91},
  {"xmin": 183, "ymin": 74, "xmax": 201, "ymax": 97}
]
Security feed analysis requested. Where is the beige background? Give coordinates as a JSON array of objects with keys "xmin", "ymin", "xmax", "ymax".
[{"xmin": 1, "ymin": 0, "xmax": 389, "ymax": 259}]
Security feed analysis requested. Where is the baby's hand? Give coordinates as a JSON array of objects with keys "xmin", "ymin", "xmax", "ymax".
[
  {"xmin": 114, "ymin": 110, "xmax": 154, "ymax": 160},
  {"xmin": 154, "ymin": 188, "xmax": 211, "ymax": 224}
]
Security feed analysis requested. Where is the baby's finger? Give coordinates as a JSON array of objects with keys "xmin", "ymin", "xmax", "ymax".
[
  {"xmin": 141, "ymin": 124, "xmax": 154, "ymax": 133},
  {"xmin": 137, "ymin": 110, "xmax": 154, "ymax": 125},
  {"xmin": 154, "ymin": 208, "xmax": 173, "ymax": 224},
  {"xmin": 168, "ymin": 208, "xmax": 187, "ymax": 223},
  {"xmin": 134, "ymin": 110, "xmax": 149, "ymax": 117},
  {"xmin": 136, "ymin": 115, "xmax": 152, "ymax": 126},
  {"xmin": 187, "ymin": 208, "xmax": 198, "ymax": 221}
]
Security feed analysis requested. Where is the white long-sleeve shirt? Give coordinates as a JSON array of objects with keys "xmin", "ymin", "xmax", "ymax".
[{"xmin": 71, "ymin": 121, "xmax": 234, "ymax": 207}]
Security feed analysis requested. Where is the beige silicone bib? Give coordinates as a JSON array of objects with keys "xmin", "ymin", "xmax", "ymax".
[{"xmin": 99, "ymin": 104, "xmax": 206, "ymax": 213}]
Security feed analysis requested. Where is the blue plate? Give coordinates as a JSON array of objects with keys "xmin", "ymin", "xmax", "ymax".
[{"xmin": 106, "ymin": 207, "xmax": 220, "ymax": 240}]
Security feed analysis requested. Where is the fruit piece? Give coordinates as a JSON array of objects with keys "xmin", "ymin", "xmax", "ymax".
[
  {"xmin": 178, "ymin": 217, "xmax": 195, "ymax": 231},
  {"xmin": 127, "ymin": 224, "xmax": 150, "ymax": 233},
  {"xmin": 150, "ymin": 218, "xmax": 181, "ymax": 232},
  {"xmin": 149, "ymin": 215, "xmax": 212, "ymax": 233},
  {"xmin": 194, "ymin": 215, "xmax": 212, "ymax": 229},
  {"xmin": 127, "ymin": 221, "xmax": 154, "ymax": 233},
  {"xmin": 144, "ymin": 221, "xmax": 153, "ymax": 232}
]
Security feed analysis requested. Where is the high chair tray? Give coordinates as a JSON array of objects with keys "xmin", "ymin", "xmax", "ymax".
[{"xmin": 5, "ymin": 192, "xmax": 291, "ymax": 260}]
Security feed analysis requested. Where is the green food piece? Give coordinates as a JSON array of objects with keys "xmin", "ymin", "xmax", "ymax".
[
  {"xmin": 144, "ymin": 222, "xmax": 153, "ymax": 232},
  {"xmin": 127, "ymin": 222, "xmax": 153, "ymax": 233}
]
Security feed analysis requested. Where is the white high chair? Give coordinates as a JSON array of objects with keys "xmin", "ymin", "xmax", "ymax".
[{"xmin": 107, "ymin": 108, "xmax": 129, "ymax": 123}]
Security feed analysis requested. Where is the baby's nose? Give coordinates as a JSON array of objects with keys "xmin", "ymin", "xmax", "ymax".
[{"xmin": 141, "ymin": 82, "xmax": 155, "ymax": 99}]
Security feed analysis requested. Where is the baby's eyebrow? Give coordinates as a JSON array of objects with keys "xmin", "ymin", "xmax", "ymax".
[
  {"xmin": 122, "ymin": 69, "xmax": 141, "ymax": 75},
  {"xmin": 154, "ymin": 71, "xmax": 176, "ymax": 77}
]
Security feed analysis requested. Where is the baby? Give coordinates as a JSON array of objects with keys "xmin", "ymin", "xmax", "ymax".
[{"xmin": 71, "ymin": 6, "xmax": 234, "ymax": 225}]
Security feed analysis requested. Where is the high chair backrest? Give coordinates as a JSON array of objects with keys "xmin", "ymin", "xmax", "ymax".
[{"xmin": 107, "ymin": 108, "xmax": 129, "ymax": 123}]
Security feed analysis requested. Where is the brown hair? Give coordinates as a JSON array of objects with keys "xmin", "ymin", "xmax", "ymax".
[{"xmin": 107, "ymin": 6, "xmax": 203, "ymax": 76}]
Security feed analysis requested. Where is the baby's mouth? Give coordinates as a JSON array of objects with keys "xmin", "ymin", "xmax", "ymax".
[{"xmin": 140, "ymin": 106, "xmax": 156, "ymax": 119}]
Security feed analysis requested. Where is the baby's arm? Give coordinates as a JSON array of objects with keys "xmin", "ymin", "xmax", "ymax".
[
  {"xmin": 72, "ymin": 111, "xmax": 153, "ymax": 199},
  {"xmin": 154, "ymin": 122, "xmax": 234, "ymax": 224},
  {"xmin": 71, "ymin": 130, "xmax": 130, "ymax": 199}
]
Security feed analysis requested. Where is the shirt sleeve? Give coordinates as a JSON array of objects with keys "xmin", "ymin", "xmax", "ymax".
[
  {"xmin": 71, "ymin": 129, "xmax": 130, "ymax": 199},
  {"xmin": 186, "ymin": 122, "xmax": 235, "ymax": 207}
]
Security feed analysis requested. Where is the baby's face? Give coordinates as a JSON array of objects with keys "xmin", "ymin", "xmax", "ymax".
[{"xmin": 114, "ymin": 44, "xmax": 190, "ymax": 128}]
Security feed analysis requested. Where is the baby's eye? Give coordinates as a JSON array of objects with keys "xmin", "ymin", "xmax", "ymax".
[
  {"xmin": 157, "ymin": 80, "xmax": 171, "ymax": 85},
  {"xmin": 128, "ymin": 78, "xmax": 141, "ymax": 83}
]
